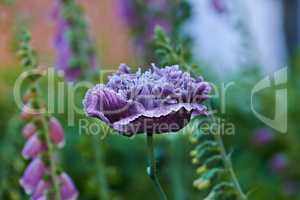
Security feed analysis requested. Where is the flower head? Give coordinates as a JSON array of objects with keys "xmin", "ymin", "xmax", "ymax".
[
  {"xmin": 51, "ymin": 0, "xmax": 97, "ymax": 82},
  {"xmin": 48, "ymin": 117, "xmax": 65, "ymax": 148},
  {"xmin": 211, "ymin": 0, "xmax": 227, "ymax": 14},
  {"xmin": 31, "ymin": 180, "xmax": 50, "ymax": 200},
  {"xmin": 282, "ymin": 180, "xmax": 297, "ymax": 196},
  {"xmin": 59, "ymin": 172, "xmax": 79, "ymax": 200},
  {"xmin": 19, "ymin": 158, "xmax": 46, "ymax": 194},
  {"xmin": 22, "ymin": 123, "xmax": 37, "ymax": 139},
  {"xmin": 270, "ymin": 153, "xmax": 288, "ymax": 174},
  {"xmin": 83, "ymin": 64, "xmax": 210, "ymax": 136},
  {"xmin": 22, "ymin": 135, "xmax": 44, "ymax": 160},
  {"xmin": 252, "ymin": 128, "xmax": 274, "ymax": 146}
]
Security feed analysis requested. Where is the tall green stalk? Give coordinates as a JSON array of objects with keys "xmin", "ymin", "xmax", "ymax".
[{"xmin": 146, "ymin": 133, "xmax": 168, "ymax": 200}]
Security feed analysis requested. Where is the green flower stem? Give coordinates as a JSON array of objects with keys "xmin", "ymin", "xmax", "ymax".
[
  {"xmin": 213, "ymin": 132, "xmax": 247, "ymax": 200},
  {"xmin": 169, "ymin": 137, "xmax": 185, "ymax": 200},
  {"xmin": 146, "ymin": 133, "xmax": 168, "ymax": 200},
  {"xmin": 92, "ymin": 138, "xmax": 110, "ymax": 200},
  {"xmin": 209, "ymin": 103, "xmax": 247, "ymax": 200},
  {"xmin": 41, "ymin": 116, "xmax": 61, "ymax": 200},
  {"xmin": 35, "ymin": 84, "xmax": 61, "ymax": 200}
]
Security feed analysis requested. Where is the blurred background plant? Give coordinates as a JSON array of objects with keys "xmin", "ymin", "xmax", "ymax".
[
  {"xmin": 0, "ymin": 0, "xmax": 299, "ymax": 199},
  {"xmin": 51, "ymin": 0, "xmax": 98, "ymax": 82},
  {"xmin": 117, "ymin": 0, "xmax": 191, "ymax": 63}
]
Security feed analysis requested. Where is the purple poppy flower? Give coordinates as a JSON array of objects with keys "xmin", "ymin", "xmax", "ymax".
[
  {"xmin": 22, "ymin": 135, "xmax": 44, "ymax": 160},
  {"xmin": 48, "ymin": 117, "xmax": 65, "ymax": 148},
  {"xmin": 59, "ymin": 172, "xmax": 78, "ymax": 200},
  {"xmin": 270, "ymin": 153, "xmax": 288, "ymax": 174},
  {"xmin": 20, "ymin": 158, "xmax": 46, "ymax": 194},
  {"xmin": 252, "ymin": 128, "xmax": 274, "ymax": 146},
  {"xmin": 83, "ymin": 64, "xmax": 210, "ymax": 136}
]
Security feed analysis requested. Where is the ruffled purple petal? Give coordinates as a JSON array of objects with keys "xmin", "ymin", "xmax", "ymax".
[
  {"xmin": 83, "ymin": 84, "xmax": 142, "ymax": 125},
  {"xmin": 117, "ymin": 63, "xmax": 130, "ymax": 74},
  {"xmin": 83, "ymin": 64, "xmax": 210, "ymax": 135},
  {"xmin": 113, "ymin": 103, "xmax": 206, "ymax": 135}
]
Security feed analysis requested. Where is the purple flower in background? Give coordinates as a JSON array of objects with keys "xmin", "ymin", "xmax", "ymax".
[
  {"xmin": 20, "ymin": 117, "xmax": 76, "ymax": 199},
  {"xmin": 31, "ymin": 180, "xmax": 50, "ymax": 200},
  {"xmin": 146, "ymin": 18, "xmax": 171, "ymax": 38},
  {"xmin": 117, "ymin": 0, "xmax": 137, "ymax": 26},
  {"xmin": 211, "ymin": 0, "xmax": 227, "ymax": 14},
  {"xmin": 252, "ymin": 128, "xmax": 274, "ymax": 146},
  {"xmin": 117, "ymin": 0, "xmax": 171, "ymax": 57},
  {"xmin": 145, "ymin": 0, "xmax": 168, "ymax": 11},
  {"xmin": 22, "ymin": 135, "xmax": 44, "ymax": 160},
  {"xmin": 48, "ymin": 117, "xmax": 65, "ymax": 148},
  {"xmin": 22, "ymin": 123, "xmax": 37, "ymax": 139},
  {"xmin": 270, "ymin": 153, "xmax": 288, "ymax": 174},
  {"xmin": 83, "ymin": 64, "xmax": 210, "ymax": 136},
  {"xmin": 59, "ymin": 172, "xmax": 79, "ymax": 200},
  {"xmin": 282, "ymin": 180, "xmax": 297, "ymax": 196},
  {"xmin": 19, "ymin": 158, "xmax": 46, "ymax": 194},
  {"xmin": 51, "ymin": 0, "xmax": 97, "ymax": 82},
  {"xmin": 18, "ymin": 29, "xmax": 78, "ymax": 200}
]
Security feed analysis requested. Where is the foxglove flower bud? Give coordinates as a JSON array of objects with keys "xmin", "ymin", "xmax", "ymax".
[
  {"xmin": 22, "ymin": 135, "xmax": 44, "ymax": 159},
  {"xmin": 22, "ymin": 123, "xmax": 37, "ymax": 139},
  {"xmin": 21, "ymin": 105, "xmax": 34, "ymax": 121},
  {"xmin": 20, "ymin": 158, "xmax": 46, "ymax": 194},
  {"xmin": 59, "ymin": 172, "xmax": 79, "ymax": 200},
  {"xmin": 48, "ymin": 117, "xmax": 65, "ymax": 148},
  {"xmin": 31, "ymin": 180, "xmax": 50, "ymax": 200},
  {"xmin": 21, "ymin": 104, "xmax": 41, "ymax": 121}
]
